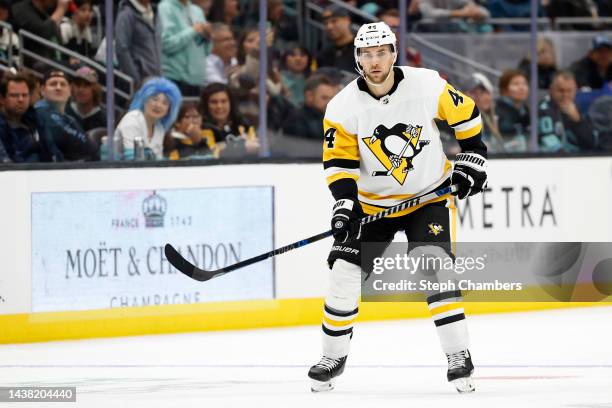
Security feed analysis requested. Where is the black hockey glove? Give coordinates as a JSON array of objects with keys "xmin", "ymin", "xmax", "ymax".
[
  {"xmin": 331, "ymin": 198, "xmax": 363, "ymax": 243},
  {"xmin": 451, "ymin": 152, "xmax": 488, "ymax": 200}
]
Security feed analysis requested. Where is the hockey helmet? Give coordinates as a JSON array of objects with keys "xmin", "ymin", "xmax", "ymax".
[{"xmin": 353, "ymin": 22, "xmax": 397, "ymax": 76}]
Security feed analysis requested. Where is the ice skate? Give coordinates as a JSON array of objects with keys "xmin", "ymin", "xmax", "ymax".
[
  {"xmin": 307, "ymin": 356, "xmax": 347, "ymax": 392},
  {"xmin": 446, "ymin": 349, "xmax": 475, "ymax": 393}
]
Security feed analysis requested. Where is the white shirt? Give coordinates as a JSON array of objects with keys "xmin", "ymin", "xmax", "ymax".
[{"xmin": 115, "ymin": 110, "xmax": 165, "ymax": 159}]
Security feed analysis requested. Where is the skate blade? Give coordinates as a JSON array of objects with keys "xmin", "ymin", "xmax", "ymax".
[
  {"xmin": 310, "ymin": 379, "xmax": 334, "ymax": 393},
  {"xmin": 452, "ymin": 377, "xmax": 475, "ymax": 393}
]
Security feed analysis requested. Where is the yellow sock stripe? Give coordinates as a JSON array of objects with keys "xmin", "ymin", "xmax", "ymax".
[
  {"xmin": 323, "ymin": 315, "xmax": 358, "ymax": 328},
  {"xmin": 429, "ymin": 302, "xmax": 463, "ymax": 316}
]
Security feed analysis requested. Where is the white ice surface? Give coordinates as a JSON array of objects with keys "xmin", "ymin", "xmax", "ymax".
[{"xmin": 1, "ymin": 306, "xmax": 611, "ymax": 408}]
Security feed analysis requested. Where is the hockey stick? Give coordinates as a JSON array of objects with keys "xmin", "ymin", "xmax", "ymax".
[{"xmin": 164, "ymin": 184, "xmax": 458, "ymax": 282}]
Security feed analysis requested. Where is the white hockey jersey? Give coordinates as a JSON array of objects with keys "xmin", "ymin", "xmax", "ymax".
[{"xmin": 323, "ymin": 66, "xmax": 482, "ymax": 217}]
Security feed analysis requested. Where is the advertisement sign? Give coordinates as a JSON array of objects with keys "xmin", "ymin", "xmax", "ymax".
[
  {"xmin": 455, "ymin": 158, "xmax": 612, "ymax": 241},
  {"xmin": 31, "ymin": 187, "xmax": 274, "ymax": 312}
]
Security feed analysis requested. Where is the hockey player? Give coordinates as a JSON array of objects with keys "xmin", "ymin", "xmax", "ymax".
[{"xmin": 308, "ymin": 22, "xmax": 487, "ymax": 393}]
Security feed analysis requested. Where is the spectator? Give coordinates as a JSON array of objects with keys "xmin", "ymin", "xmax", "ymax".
[
  {"xmin": 518, "ymin": 37, "xmax": 558, "ymax": 90},
  {"xmin": 589, "ymin": 94, "xmax": 612, "ymax": 150},
  {"xmin": 546, "ymin": 0, "xmax": 598, "ymax": 29},
  {"xmin": 418, "ymin": 0, "xmax": 490, "ymax": 33},
  {"xmin": 59, "ymin": 0, "xmax": 95, "ymax": 63},
  {"xmin": 229, "ymin": 25, "xmax": 289, "ymax": 124},
  {"xmin": 0, "ymin": 136, "xmax": 8, "ymax": 162},
  {"xmin": 317, "ymin": 5, "xmax": 356, "ymax": 74},
  {"xmin": 207, "ymin": 0, "xmax": 239, "ymax": 26},
  {"xmin": 24, "ymin": 71, "xmax": 42, "ymax": 106},
  {"xmin": 280, "ymin": 45, "xmax": 311, "ymax": 107},
  {"xmin": 115, "ymin": 0, "xmax": 162, "ymax": 88},
  {"xmin": 114, "ymin": 77, "xmax": 181, "ymax": 160},
  {"xmin": 0, "ymin": 0, "xmax": 19, "ymax": 64},
  {"xmin": 158, "ymin": 0, "xmax": 211, "ymax": 96},
  {"xmin": 487, "ymin": 0, "xmax": 542, "ymax": 31},
  {"xmin": 576, "ymin": 78, "xmax": 611, "ymax": 115},
  {"xmin": 205, "ymin": 22, "xmax": 237, "ymax": 85},
  {"xmin": 538, "ymin": 71, "xmax": 595, "ymax": 152},
  {"xmin": 199, "ymin": 82, "xmax": 259, "ymax": 157},
  {"xmin": 282, "ymin": 74, "xmax": 339, "ymax": 140},
  {"xmin": 464, "ymin": 72, "xmax": 504, "ymax": 153},
  {"xmin": 11, "ymin": 0, "xmax": 69, "ymax": 64},
  {"xmin": 266, "ymin": 0, "xmax": 298, "ymax": 50},
  {"xmin": 496, "ymin": 69, "xmax": 529, "ymax": 152},
  {"xmin": 570, "ymin": 35, "xmax": 611, "ymax": 90},
  {"xmin": 378, "ymin": 4, "xmax": 422, "ymax": 31},
  {"xmin": 597, "ymin": 0, "xmax": 611, "ymax": 16},
  {"xmin": 166, "ymin": 101, "xmax": 214, "ymax": 159},
  {"xmin": 35, "ymin": 69, "xmax": 98, "ymax": 160},
  {"xmin": 0, "ymin": 72, "xmax": 61, "ymax": 162},
  {"xmin": 377, "ymin": 8, "xmax": 423, "ymax": 67},
  {"xmin": 66, "ymin": 66, "xmax": 105, "ymax": 132},
  {"xmin": 192, "ymin": 0, "xmax": 212, "ymax": 17}
]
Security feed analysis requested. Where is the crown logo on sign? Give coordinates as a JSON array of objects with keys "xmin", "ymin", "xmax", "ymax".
[{"xmin": 142, "ymin": 191, "xmax": 167, "ymax": 228}]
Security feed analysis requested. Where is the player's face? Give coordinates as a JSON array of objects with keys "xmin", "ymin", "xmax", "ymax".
[{"xmin": 358, "ymin": 45, "xmax": 395, "ymax": 84}]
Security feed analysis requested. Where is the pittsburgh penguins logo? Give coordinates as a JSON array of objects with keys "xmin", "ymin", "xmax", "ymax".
[
  {"xmin": 363, "ymin": 123, "xmax": 429, "ymax": 185},
  {"xmin": 428, "ymin": 223, "xmax": 444, "ymax": 236}
]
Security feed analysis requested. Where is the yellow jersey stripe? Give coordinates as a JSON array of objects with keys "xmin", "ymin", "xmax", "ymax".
[
  {"xmin": 455, "ymin": 123, "xmax": 483, "ymax": 140},
  {"xmin": 327, "ymin": 171, "xmax": 359, "ymax": 185},
  {"xmin": 358, "ymin": 190, "xmax": 416, "ymax": 200}
]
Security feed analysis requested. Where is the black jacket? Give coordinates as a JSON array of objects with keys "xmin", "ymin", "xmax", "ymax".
[
  {"xmin": 317, "ymin": 41, "xmax": 356, "ymax": 74},
  {"xmin": 570, "ymin": 56, "xmax": 612, "ymax": 90},
  {"xmin": 0, "ymin": 107, "xmax": 62, "ymax": 162},
  {"xmin": 282, "ymin": 105, "xmax": 324, "ymax": 140},
  {"xmin": 11, "ymin": 0, "xmax": 61, "ymax": 63}
]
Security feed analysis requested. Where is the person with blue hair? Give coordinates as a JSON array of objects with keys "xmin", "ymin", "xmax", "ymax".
[{"xmin": 114, "ymin": 77, "xmax": 182, "ymax": 160}]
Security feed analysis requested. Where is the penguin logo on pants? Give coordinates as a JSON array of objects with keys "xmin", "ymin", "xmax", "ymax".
[{"xmin": 363, "ymin": 123, "xmax": 429, "ymax": 185}]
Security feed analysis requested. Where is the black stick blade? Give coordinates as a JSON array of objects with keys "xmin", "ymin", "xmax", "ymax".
[
  {"xmin": 164, "ymin": 244, "xmax": 224, "ymax": 282},
  {"xmin": 164, "ymin": 244, "xmax": 197, "ymax": 278}
]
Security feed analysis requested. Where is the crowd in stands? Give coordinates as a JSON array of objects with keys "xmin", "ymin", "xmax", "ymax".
[{"xmin": 0, "ymin": 0, "xmax": 611, "ymax": 164}]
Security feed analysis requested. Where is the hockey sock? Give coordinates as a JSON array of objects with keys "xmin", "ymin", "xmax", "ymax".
[
  {"xmin": 427, "ymin": 290, "xmax": 470, "ymax": 354},
  {"xmin": 321, "ymin": 259, "xmax": 361, "ymax": 358}
]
